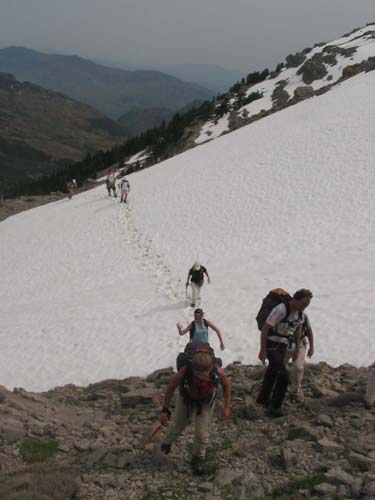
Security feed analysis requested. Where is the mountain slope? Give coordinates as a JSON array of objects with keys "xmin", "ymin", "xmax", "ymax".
[
  {"xmin": 0, "ymin": 73, "xmax": 127, "ymax": 186},
  {"xmin": 192, "ymin": 23, "xmax": 375, "ymax": 144},
  {"xmin": 117, "ymin": 106, "xmax": 174, "ymax": 136},
  {"xmin": 0, "ymin": 70, "xmax": 374, "ymax": 390},
  {"xmin": 0, "ymin": 47, "xmax": 213, "ymax": 119}
]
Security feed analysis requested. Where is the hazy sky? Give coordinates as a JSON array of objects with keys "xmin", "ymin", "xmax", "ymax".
[{"xmin": 0, "ymin": 0, "xmax": 374, "ymax": 72}]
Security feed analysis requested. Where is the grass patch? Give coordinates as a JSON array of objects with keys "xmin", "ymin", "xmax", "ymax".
[
  {"xmin": 0, "ymin": 463, "xmax": 80, "ymax": 500},
  {"xmin": 19, "ymin": 437, "xmax": 58, "ymax": 464},
  {"xmin": 199, "ymin": 439, "xmax": 233, "ymax": 476},
  {"xmin": 272, "ymin": 472, "xmax": 337, "ymax": 497},
  {"xmin": 141, "ymin": 484, "xmax": 191, "ymax": 500}
]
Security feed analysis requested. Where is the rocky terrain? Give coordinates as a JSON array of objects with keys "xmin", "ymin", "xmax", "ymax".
[{"xmin": 0, "ymin": 362, "xmax": 374, "ymax": 499}]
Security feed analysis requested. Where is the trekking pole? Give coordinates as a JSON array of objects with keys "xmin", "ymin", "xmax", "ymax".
[{"xmin": 143, "ymin": 423, "xmax": 162, "ymax": 448}]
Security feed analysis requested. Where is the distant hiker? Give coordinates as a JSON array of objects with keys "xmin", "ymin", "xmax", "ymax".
[
  {"xmin": 66, "ymin": 179, "xmax": 77, "ymax": 200},
  {"xmin": 284, "ymin": 312, "xmax": 315, "ymax": 401},
  {"xmin": 256, "ymin": 288, "xmax": 313, "ymax": 417},
  {"xmin": 159, "ymin": 351, "xmax": 231, "ymax": 474},
  {"xmin": 365, "ymin": 363, "xmax": 375, "ymax": 408},
  {"xmin": 186, "ymin": 261, "xmax": 210, "ymax": 308},
  {"xmin": 118, "ymin": 177, "xmax": 130, "ymax": 203},
  {"xmin": 106, "ymin": 169, "xmax": 117, "ymax": 197}
]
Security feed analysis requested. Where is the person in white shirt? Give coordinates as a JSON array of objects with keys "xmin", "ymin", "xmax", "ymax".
[
  {"xmin": 257, "ymin": 289, "xmax": 313, "ymax": 417},
  {"xmin": 118, "ymin": 178, "xmax": 130, "ymax": 203}
]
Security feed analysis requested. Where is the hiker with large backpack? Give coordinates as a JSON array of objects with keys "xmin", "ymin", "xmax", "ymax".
[
  {"xmin": 256, "ymin": 288, "xmax": 313, "ymax": 417},
  {"xmin": 106, "ymin": 169, "xmax": 117, "ymax": 197},
  {"xmin": 118, "ymin": 177, "xmax": 130, "ymax": 203},
  {"xmin": 159, "ymin": 351, "xmax": 231, "ymax": 474},
  {"xmin": 284, "ymin": 313, "xmax": 315, "ymax": 401},
  {"xmin": 186, "ymin": 261, "xmax": 210, "ymax": 308},
  {"xmin": 176, "ymin": 308, "xmax": 225, "ymax": 370}
]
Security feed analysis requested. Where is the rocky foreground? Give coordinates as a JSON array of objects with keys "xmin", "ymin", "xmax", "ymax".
[{"xmin": 0, "ymin": 362, "xmax": 374, "ymax": 500}]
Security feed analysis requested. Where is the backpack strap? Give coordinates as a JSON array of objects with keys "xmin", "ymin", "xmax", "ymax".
[
  {"xmin": 269, "ymin": 302, "xmax": 301, "ymax": 339},
  {"xmin": 189, "ymin": 319, "xmax": 209, "ymax": 341}
]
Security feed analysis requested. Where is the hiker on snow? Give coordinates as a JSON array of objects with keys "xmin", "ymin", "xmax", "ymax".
[
  {"xmin": 106, "ymin": 169, "xmax": 117, "ymax": 197},
  {"xmin": 118, "ymin": 177, "xmax": 130, "ymax": 203},
  {"xmin": 186, "ymin": 261, "xmax": 210, "ymax": 308},
  {"xmin": 177, "ymin": 308, "xmax": 225, "ymax": 351},
  {"xmin": 176, "ymin": 308, "xmax": 225, "ymax": 370},
  {"xmin": 159, "ymin": 351, "xmax": 231, "ymax": 475},
  {"xmin": 256, "ymin": 288, "xmax": 313, "ymax": 417},
  {"xmin": 66, "ymin": 179, "xmax": 77, "ymax": 200},
  {"xmin": 284, "ymin": 312, "xmax": 314, "ymax": 401}
]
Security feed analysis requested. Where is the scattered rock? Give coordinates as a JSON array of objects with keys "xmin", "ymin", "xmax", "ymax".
[
  {"xmin": 316, "ymin": 414, "xmax": 333, "ymax": 427},
  {"xmin": 325, "ymin": 466, "xmax": 354, "ymax": 485},
  {"xmin": 313, "ymin": 482, "xmax": 337, "ymax": 495},
  {"xmin": 120, "ymin": 388, "xmax": 159, "ymax": 407},
  {"xmin": 317, "ymin": 438, "xmax": 345, "ymax": 453},
  {"xmin": 287, "ymin": 424, "xmax": 322, "ymax": 442},
  {"xmin": 348, "ymin": 451, "xmax": 372, "ymax": 471},
  {"xmin": 280, "ymin": 447, "xmax": 297, "ymax": 471}
]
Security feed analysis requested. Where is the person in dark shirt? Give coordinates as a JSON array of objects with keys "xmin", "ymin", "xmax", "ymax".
[{"xmin": 186, "ymin": 261, "xmax": 211, "ymax": 307}]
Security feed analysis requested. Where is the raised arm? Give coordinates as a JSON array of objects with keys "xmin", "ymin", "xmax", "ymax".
[
  {"xmin": 177, "ymin": 321, "xmax": 192, "ymax": 336},
  {"xmin": 206, "ymin": 320, "xmax": 225, "ymax": 350}
]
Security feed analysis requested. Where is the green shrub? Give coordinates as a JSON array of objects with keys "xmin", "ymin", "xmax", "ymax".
[{"xmin": 19, "ymin": 437, "xmax": 58, "ymax": 464}]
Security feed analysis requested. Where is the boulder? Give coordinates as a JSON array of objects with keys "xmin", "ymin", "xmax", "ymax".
[
  {"xmin": 325, "ymin": 466, "xmax": 354, "ymax": 485},
  {"xmin": 293, "ymin": 86, "xmax": 314, "ymax": 99},
  {"xmin": 120, "ymin": 388, "xmax": 159, "ymax": 407},
  {"xmin": 318, "ymin": 438, "xmax": 345, "ymax": 453},
  {"xmin": 287, "ymin": 424, "xmax": 322, "ymax": 442}
]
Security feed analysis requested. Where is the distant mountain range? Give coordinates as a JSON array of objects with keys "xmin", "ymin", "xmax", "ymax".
[
  {"xmin": 155, "ymin": 63, "xmax": 245, "ymax": 94},
  {"xmin": 0, "ymin": 72, "xmax": 127, "ymax": 187},
  {"xmin": 0, "ymin": 47, "xmax": 213, "ymax": 119}
]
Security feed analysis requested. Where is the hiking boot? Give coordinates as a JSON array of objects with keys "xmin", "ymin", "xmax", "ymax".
[
  {"xmin": 160, "ymin": 443, "xmax": 171, "ymax": 455},
  {"xmin": 256, "ymin": 395, "xmax": 270, "ymax": 408},
  {"xmin": 269, "ymin": 406, "xmax": 285, "ymax": 418},
  {"xmin": 191, "ymin": 303, "xmax": 195, "ymax": 308},
  {"xmin": 290, "ymin": 392, "xmax": 304, "ymax": 403},
  {"xmin": 191, "ymin": 456, "xmax": 205, "ymax": 475}
]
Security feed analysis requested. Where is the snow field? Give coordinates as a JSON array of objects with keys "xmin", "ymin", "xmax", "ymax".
[{"xmin": 1, "ymin": 71, "xmax": 375, "ymax": 390}]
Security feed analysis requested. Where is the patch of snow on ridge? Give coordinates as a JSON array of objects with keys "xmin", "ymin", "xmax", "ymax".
[
  {"xmin": 126, "ymin": 150, "xmax": 150, "ymax": 165},
  {"xmin": 195, "ymin": 114, "xmax": 230, "ymax": 144},
  {"xmin": 1, "ymin": 71, "xmax": 375, "ymax": 390}
]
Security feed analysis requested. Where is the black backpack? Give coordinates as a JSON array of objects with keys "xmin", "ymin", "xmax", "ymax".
[
  {"xmin": 255, "ymin": 288, "xmax": 292, "ymax": 331},
  {"xmin": 190, "ymin": 267, "xmax": 205, "ymax": 284}
]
